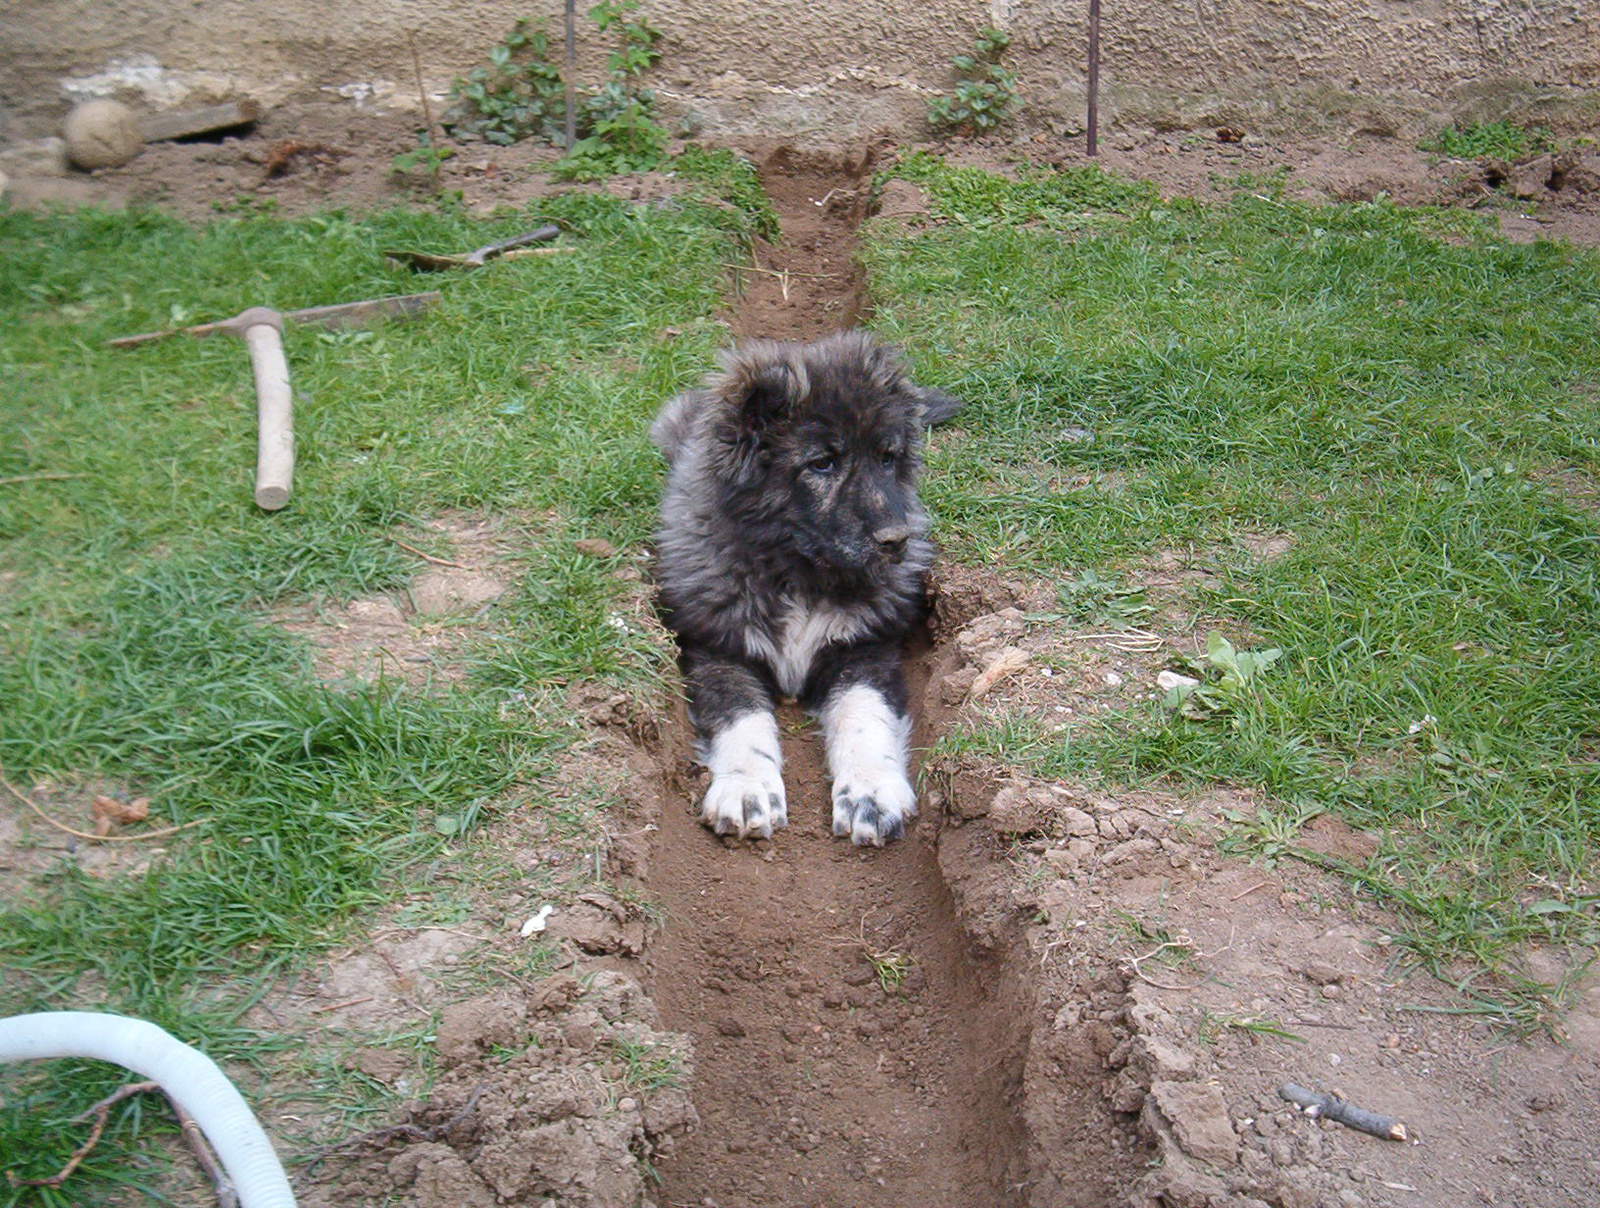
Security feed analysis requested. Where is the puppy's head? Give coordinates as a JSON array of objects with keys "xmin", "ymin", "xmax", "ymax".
[{"xmin": 705, "ymin": 331, "xmax": 954, "ymax": 573}]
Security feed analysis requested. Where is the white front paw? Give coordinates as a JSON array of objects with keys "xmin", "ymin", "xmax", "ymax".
[
  {"xmin": 831, "ymin": 771, "xmax": 916, "ymax": 847},
  {"xmin": 701, "ymin": 769, "xmax": 788, "ymax": 840}
]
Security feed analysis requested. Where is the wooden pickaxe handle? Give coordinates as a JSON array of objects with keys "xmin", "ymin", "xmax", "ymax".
[{"xmin": 223, "ymin": 308, "xmax": 294, "ymax": 511}]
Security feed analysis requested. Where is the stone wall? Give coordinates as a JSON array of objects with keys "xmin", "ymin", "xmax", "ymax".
[{"xmin": 3, "ymin": 0, "xmax": 1597, "ymax": 141}]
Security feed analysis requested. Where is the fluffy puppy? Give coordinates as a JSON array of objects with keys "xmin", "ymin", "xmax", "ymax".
[{"xmin": 651, "ymin": 330, "xmax": 960, "ymax": 845}]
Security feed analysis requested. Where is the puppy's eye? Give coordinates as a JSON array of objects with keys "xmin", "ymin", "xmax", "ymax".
[
  {"xmin": 807, "ymin": 455, "xmax": 837, "ymax": 475},
  {"xmin": 879, "ymin": 449, "xmax": 900, "ymax": 469}
]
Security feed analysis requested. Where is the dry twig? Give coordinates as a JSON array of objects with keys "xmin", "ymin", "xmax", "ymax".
[
  {"xmin": 389, "ymin": 535, "xmax": 476, "ymax": 570},
  {"xmin": 298, "ymin": 1082, "xmax": 488, "ymax": 1179},
  {"xmin": 173, "ymin": 1102, "xmax": 238, "ymax": 1208},
  {"xmin": 1279, "ymin": 1082, "xmax": 1409, "ymax": 1141},
  {"xmin": 6, "ymin": 1082, "xmax": 156, "ymax": 1187},
  {"xmin": 0, "ymin": 772, "xmax": 206, "ymax": 844},
  {"xmin": 0, "ymin": 472, "xmax": 87, "ymax": 487}
]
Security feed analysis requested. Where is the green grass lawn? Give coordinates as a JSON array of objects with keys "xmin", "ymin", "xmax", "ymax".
[
  {"xmin": 0, "ymin": 158, "xmax": 762, "ymax": 1197},
  {"xmin": 867, "ymin": 153, "xmax": 1600, "ymax": 1019}
]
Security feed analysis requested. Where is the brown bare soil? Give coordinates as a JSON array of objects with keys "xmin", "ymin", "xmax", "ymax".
[{"xmin": 6, "ymin": 107, "xmax": 1600, "ymax": 1208}]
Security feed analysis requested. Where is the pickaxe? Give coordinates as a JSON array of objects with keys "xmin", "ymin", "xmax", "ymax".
[{"xmin": 108, "ymin": 292, "xmax": 440, "ymax": 510}]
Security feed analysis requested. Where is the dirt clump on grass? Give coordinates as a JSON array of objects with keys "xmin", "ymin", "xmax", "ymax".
[{"xmin": 299, "ymin": 971, "xmax": 696, "ymax": 1208}]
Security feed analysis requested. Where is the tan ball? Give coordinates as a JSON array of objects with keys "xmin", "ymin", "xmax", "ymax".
[{"xmin": 63, "ymin": 100, "xmax": 143, "ymax": 170}]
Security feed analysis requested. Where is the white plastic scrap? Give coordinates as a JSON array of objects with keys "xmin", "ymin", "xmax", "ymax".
[{"xmin": 519, "ymin": 904, "xmax": 554, "ymax": 937}]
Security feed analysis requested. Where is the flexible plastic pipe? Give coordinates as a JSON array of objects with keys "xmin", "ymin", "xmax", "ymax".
[{"xmin": 0, "ymin": 1012, "xmax": 295, "ymax": 1208}]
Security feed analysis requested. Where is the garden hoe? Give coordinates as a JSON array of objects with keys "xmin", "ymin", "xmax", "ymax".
[{"xmin": 108, "ymin": 292, "xmax": 440, "ymax": 511}]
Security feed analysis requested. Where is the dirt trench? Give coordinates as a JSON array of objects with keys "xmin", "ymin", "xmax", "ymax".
[{"xmin": 638, "ymin": 148, "xmax": 1070, "ymax": 1208}]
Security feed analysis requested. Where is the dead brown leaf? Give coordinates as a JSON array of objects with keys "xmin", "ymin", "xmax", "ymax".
[{"xmin": 92, "ymin": 795, "xmax": 151, "ymax": 835}]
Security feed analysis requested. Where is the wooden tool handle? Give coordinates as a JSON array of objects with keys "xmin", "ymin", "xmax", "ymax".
[{"xmin": 235, "ymin": 308, "xmax": 294, "ymax": 510}]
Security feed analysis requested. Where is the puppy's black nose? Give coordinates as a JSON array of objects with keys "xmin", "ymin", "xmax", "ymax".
[{"xmin": 873, "ymin": 524, "xmax": 910, "ymax": 556}]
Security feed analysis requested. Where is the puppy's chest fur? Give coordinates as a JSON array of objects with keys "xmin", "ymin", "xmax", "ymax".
[{"xmin": 744, "ymin": 598, "xmax": 871, "ymax": 698}]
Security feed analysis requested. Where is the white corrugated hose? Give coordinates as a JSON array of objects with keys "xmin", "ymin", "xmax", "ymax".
[{"xmin": 0, "ymin": 1011, "xmax": 295, "ymax": 1207}]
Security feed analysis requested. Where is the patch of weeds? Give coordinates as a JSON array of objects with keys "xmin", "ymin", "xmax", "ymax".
[
  {"xmin": 886, "ymin": 150, "xmax": 1157, "ymax": 228},
  {"xmin": 1199, "ymin": 1010, "xmax": 1307, "ymax": 1044},
  {"xmin": 863, "ymin": 940, "xmax": 916, "ymax": 994},
  {"xmin": 210, "ymin": 194, "xmax": 279, "ymax": 216},
  {"xmin": 554, "ymin": 101, "xmax": 668, "ymax": 181},
  {"xmin": 447, "ymin": 2, "xmax": 668, "ymax": 178},
  {"xmin": 391, "ymin": 134, "xmax": 456, "ymax": 184},
  {"xmin": 447, "ymin": 16, "xmax": 568, "ymax": 145},
  {"xmin": 927, "ymin": 26, "xmax": 1020, "ymax": 135},
  {"xmin": 1421, "ymin": 120, "xmax": 1552, "ymax": 162},
  {"xmin": 1029, "ymin": 568, "xmax": 1153, "ymax": 631},
  {"xmin": 559, "ymin": 1, "xmax": 670, "ymax": 180},
  {"xmin": 1216, "ymin": 802, "xmax": 1325, "ymax": 867},
  {"xmin": 1163, "ymin": 632, "xmax": 1283, "ymax": 721}
]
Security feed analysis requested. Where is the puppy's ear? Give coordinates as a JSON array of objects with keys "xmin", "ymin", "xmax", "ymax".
[
  {"xmin": 721, "ymin": 349, "xmax": 808, "ymax": 436},
  {"xmin": 707, "ymin": 345, "xmax": 808, "ymax": 484},
  {"xmin": 914, "ymin": 386, "xmax": 964, "ymax": 427}
]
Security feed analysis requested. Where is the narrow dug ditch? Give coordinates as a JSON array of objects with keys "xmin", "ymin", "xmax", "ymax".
[{"xmin": 639, "ymin": 147, "xmax": 1106, "ymax": 1207}]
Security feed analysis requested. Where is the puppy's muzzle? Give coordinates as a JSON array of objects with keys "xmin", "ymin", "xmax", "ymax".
[{"xmin": 873, "ymin": 524, "xmax": 911, "ymax": 560}]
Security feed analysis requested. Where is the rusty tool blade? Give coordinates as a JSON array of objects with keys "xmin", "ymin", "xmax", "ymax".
[
  {"xmin": 107, "ymin": 291, "xmax": 442, "ymax": 349},
  {"xmin": 384, "ymin": 224, "xmax": 562, "ymax": 271}
]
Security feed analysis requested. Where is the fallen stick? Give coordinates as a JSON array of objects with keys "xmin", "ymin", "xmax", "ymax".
[
  {"xmin": 0, "ymin": 472, "xmax": 87, "ymax": 487},
  {"xmin": 1279, "ymin": 1082, "xmax": 1409, "ymax": 1141},
  {"xmin": 390, "ymin": 536, "xmax": 475, "ymax": 570},
  {"xmin": 6, "ymin": 1081, "xmax": 157, "ymax": 1187},
  {"xmin": 297, "ymin": 1081, "xmax": 487, "ymax": 1179},
  {"xmin": 0, "ymin": 772, "xmax": 206, "ymax": 844}
]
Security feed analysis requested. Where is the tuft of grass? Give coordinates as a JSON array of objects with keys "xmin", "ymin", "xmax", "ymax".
[
  {"xmin": 0, "ymin": 187, "xmax": 745, "ymax": 1198},
  {"xmin": 868, "ymin": 152, "xmax": 1600, "ymax": 1011},
  {"xmin": 607, "ymin": 1034, "xmax": 685, "ymax": 1093},
  {"xmin": 1421, "ymin": 120, "xmax": 1552, "ymax": 162},
  {"xmin": 885, "ymin": 149, "xmax": 1158, "ymax": 229}
]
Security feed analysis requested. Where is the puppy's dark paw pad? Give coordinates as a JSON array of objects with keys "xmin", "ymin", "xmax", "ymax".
[{"xmin": 702, "ymin": 771, "xmax": 788, "ymax": 840}]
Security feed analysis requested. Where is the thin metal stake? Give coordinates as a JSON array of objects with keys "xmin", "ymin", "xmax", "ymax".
[
  {"xmin": 1087, "ymin": 0, "xmax": 1101, "ymax": 156},
  {"xmin": 564, "ymin": 0, "xmax": 578, "ymax": 151}
]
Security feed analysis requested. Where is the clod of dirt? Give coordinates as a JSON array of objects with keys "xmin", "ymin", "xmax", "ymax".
[
  {"xmin": 434, "ymin": 990, "xmax": 530, "ymax": 1064},
  {"xmin": 953, "ymin": 607, "xmax": 1028, "ymax": 667},
  {"xmin": 346, "ymin": 1047, "xmax": 411, "ymax": 1084},
  {"xmin": 409, "ymin": 568, "xmax": 508, "ymax": 617},
  {"xmin": 91, "ymin": 792, "xmax": 150, "ymax": 836},
  {"xmin": 871, "ymin": 178, "xmax": 930, "ymax": 220},
  {"xmin": 304, "ymin": 971, "xmax": 695, "ymax": 1208},
  {"xmin": 546, "ymin": 896, "xmax": 647, "ymax": 956},
  {"xmin": 1147, "ymin": 1079, "xmax": 1240, "ymax": 1167}
]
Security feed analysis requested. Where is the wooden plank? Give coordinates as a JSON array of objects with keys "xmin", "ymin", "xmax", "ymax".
[{"xmin": 141, "ymin": 100, "xmax": 261, "ymax": 143}]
